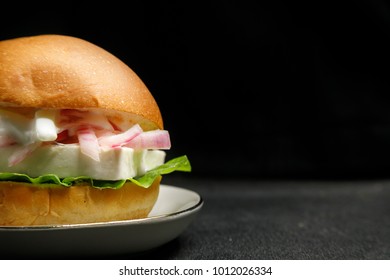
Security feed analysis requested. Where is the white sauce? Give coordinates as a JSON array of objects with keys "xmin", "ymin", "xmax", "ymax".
[{"xmin": 0, "ymin": 144, "xmax": 166, "ymax": 180}]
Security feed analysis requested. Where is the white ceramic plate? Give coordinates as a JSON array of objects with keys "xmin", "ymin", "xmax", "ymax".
[{"xmin": 0, "ymin": 185, "xmax": 203, "ymax": 258}]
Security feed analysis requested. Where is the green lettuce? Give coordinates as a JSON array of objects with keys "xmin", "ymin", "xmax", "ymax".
[{"xmin": 0, "ymin": 155, "xmax": 191, "ymax": 189}]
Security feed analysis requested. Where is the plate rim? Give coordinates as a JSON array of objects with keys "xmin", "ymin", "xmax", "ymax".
[{"xmin": 0, "ymin": 184, "xmax": 203, "ymax": 231}]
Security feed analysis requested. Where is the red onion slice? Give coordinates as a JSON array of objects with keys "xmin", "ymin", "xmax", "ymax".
[
  {"xmin": 77, "ymin": 126, "xmax": 100, "ymax": 161},
  {"xmin": 126, "ymin": 130, "xmax": 171, "ymax": 150},
  {"xmin": 98, "ymin": 124, "xmax": 143, "ymax": 148}
]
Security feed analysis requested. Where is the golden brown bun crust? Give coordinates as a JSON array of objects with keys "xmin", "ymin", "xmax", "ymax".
[
  {"xmin": 0, "ymin": 34, "xmax": 163, "ymax": 129},
  {"xmin": 0, "ymin": 177, "xmax": 160, "ymax": 226}
]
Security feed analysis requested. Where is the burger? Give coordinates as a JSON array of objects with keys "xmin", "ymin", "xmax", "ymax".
[{"xmin": 0, "ymin": 34, "xmax": 191, "ymax": 226}]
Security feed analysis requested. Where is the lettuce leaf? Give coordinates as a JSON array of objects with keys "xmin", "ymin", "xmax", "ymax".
[{"xmin": 0, "ymin": 155, "xmax": 191, "ymax": 189}]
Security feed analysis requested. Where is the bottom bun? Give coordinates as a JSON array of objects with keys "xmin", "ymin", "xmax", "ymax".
[{"xmin": 0, "ymin": 176, "xmax": 161, "ymax": 226}]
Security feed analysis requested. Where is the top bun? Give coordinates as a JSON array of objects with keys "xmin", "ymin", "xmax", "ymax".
[{"xmin": 0, "ymin": 34, "xmax": 163, "ymax": 129}]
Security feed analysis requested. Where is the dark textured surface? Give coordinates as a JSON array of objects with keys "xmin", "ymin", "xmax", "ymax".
[
  {"xmin": 126, "ymin": 177, "xmax": 390, "ymax": 260},
  {"xmin": 1, "ymin": 177, "xmax": 389, "ymax": 260}
]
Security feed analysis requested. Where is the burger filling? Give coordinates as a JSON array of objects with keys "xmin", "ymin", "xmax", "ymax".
[{"xmin": 0, "ymin": 108, "xmax": 190, "ymax": 188}]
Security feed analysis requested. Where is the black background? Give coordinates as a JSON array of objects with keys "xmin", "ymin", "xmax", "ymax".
[{"xmin": 2, "ymin": 1, "xmax": 390, "ymax": 180}]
